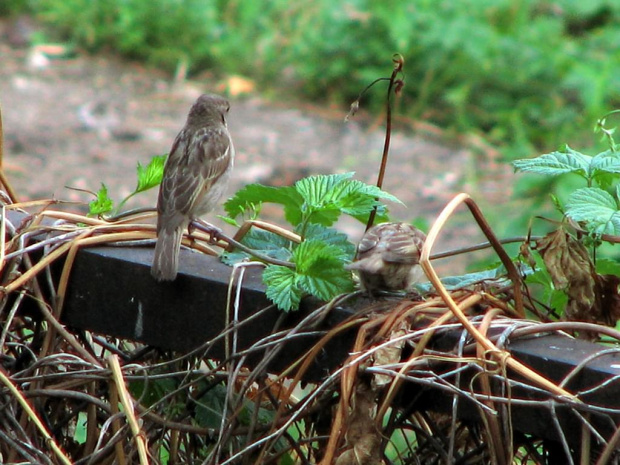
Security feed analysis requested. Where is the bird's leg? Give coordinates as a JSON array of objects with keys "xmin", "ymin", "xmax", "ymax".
[{"xmin": 190, "ymin": 219, "xmax": 223, "ymax": 244}]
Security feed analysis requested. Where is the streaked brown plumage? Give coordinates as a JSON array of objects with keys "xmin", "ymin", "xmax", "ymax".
[
  {"xmin": 151, "ymin": 94, "xmax": 234, "ymax": 281},
  {"xmin": 347, "ymin": 222, "xmax": 426, "ymax": 293}
]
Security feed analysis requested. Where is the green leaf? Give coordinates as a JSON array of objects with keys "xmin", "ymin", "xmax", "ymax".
[
  {"xmin": 89, "ymin": 183, "xmax": 114, "ymax": 216},
  {"xmin": 349, "ymin": 204, "xmax": 391, "ymax": 225},
  {"xmin": 293, "ymin": 239, "xmax": 354, "ymax": 300},
  {"xmin": 136, "ymin": 154, "xmax": 167, "ymax": 193},
  {"xmin": 295, "ymin": 172, "xmax": 355, "ymax": 207},
  {"xmin": 74, "ymin": 412, "xmax": 88, "ymax": 445},
  {"xmin": 296, "ymin": 264, "xmax": 353, "ymax": 301},
  {"xmin": 129, "ymin": 376, "xmax": 177, "ymax": 408},
  {"xmin": 512, "ymin": 146, "xmax": 591, "ymax": 178},
  {"xmin": 224, "ymin": 184, "xmax": 303, "ymax": 225},
  {"xmin": 566, "ymin": 187, "xmax": 620, "ymax": 235},
  {"xmin": 299, "ymin": 223, "xmax": 356, "ymax": 260},
  {"xmin": 221, "ymin": 228, "xmax": 293, "ymax": 265},
  {"xmin": 237, "ymin": 401, "xmax": 274, "ymax": 426},
  {"xmin": 591, "ymin": 150, "xmax": 620, "ymax": 174},
  {"xmin": 591, "ymin": 150, "xmax": 620, "ymax": 188},
  {"xmin": 595, "ymin": 258, "xmax": 620, "ymax": 276},
  {"xmin": 195, "ymin": 384, "xmax": 227, "ymax": 429},
  {"xmin": 293, "ymin": 239, "xmax": 345, "ymax": 271},
  {"xmin": 417, "ymin": 264, "xmax": 533, "ymax": 293},
  {"xmin": 295, "ymin": 173, "xmax": 401, "ymax": 226},
  {"xmin": 263, "ymin": 265, "xmax": 303, "ymax": 311}
]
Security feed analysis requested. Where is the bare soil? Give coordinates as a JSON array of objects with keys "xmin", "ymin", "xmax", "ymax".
[{"xmin": 0, "ymin": 17, "xmax": 513, "ymax": 254}]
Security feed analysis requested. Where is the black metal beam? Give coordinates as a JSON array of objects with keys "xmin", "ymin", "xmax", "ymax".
[{"xmin": 61, "ymin": 246, "xmax": 357, "ymax": 379}]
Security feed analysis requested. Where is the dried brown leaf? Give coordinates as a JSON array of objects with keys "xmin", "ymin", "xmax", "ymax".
[
  {"xmin": 336, "ymin": 383, "xmax": 382, "ymax": 465},
  {"xmin": 536, "ymin": 229, "xmax": 620, "ymax": 338},
  {"xmin": 371, "ymin": 323, "xmax": 407, "ymax": 388}
]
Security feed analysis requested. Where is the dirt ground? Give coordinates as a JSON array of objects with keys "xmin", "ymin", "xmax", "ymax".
[{"xmin": 0, "ymin": 17, "xmax": 513, "ymax": 257}]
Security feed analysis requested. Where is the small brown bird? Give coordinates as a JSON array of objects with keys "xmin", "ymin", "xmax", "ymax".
[
  {"xmin": 151, "ymin": 94, "xmax": 234, "ymax": 281},
  {"xmin": 347, "ymin": 222, "xmax": 426, "ymax": 293}
]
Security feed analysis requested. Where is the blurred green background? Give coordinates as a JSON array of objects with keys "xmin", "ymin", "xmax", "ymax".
[{"xmin": 3, "ymin": 0, "xmax": 620, "ymax": 160}]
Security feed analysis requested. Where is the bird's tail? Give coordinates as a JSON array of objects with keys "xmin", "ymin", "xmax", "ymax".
[{"xmin": 151, "ymin": 226, "xmax": 183, "ymax": 281}]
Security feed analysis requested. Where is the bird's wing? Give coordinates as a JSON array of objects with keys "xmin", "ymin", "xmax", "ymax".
[{"xmin": 159, "ymin": 127, "xmax": 232, "ymax": 217}]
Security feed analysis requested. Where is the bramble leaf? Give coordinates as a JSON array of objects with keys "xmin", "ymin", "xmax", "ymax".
[
  {"xmin": 294, "ymin": 172, "xmax": 355, "ymax": 206},
  {"xmin": 263, "ymin": 265, "xmax": 302, "ymax": 312},
  {"xmin": 512, "ymin": 146, "xmax": 591, "ymax": 178},
  {"xmin": 293, "ymin": 240, "xmax": 353, "ymax": 301},
  {"xmin": 299, "ymin": 223, "xmax": 356, "ymax": 260},
  {"xmin": 89, "ymin": 183, "xmax": 114, "ymax": 216},
  {"xmin": 224, "ymin": 184, "xmax": 303, "ymax": 224},
  {"xmin": 136, "ymin": 154, "xmax": 167, "ymax": 193},
  {"xmin": 221, "ymin": 229, "xmax": 293, "ymax": 265},
  {"xmin": 566, "ymin": 187, "xmax": 620, "ymax": 235},
  {"xmin": 295, "ymin": 173, "xmax": 400, "ymax": 226}
]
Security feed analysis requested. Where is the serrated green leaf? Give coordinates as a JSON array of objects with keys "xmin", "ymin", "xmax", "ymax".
[
  {"xmin": 294, "ymin": 172, "xmax": 354, "ymax": 206},
  {"xmin": 346, "ymin": 180, "xmax": 402, "ymax": 205},
  {"xmin": 296, "ymin": 263, "xmax": 353, "ymax": 301},
  {"xmin": 295, "ymin": 174, "xmax": 400, "ymax": 226},
  {"xmin": 293, "ymin": 239, "xmax": 345, "ymax": 271},
  {"xmin": 591, "ymin": 150, "xmax": 620, "ymax": 188},
  {"xmin": 221, "ymin": 229, "xmax": 294, "ymax": 265},
  {"xmin": 241, "ymin": 228, "xmax": 292, "ymax": 252},
  {"xmin": 136, "ymin": 154, "xmax": 167, "ymax": 193},
  {"xmin": 591, "ymin": 150, "xmax": 620, "ymax": 173},
  {"xmin": 512, "ymin": 147, "xmax": 591, "ymax": 178},
  {"xmin": 263, "ymin": 265, "xmax": 302, "ymax": 311},
  {"xmin": 302, "ymin": 206, "xmax": 342, "ymax": 227},
  {"xmin": 292, "ymin": 239, "xmax": 354, "ymax": 300},
  {"xmin": 566, "ymin": 187, "xmax": 620, "ymax": 234},
  {"xmin": 349, "ymin": 204, "xmax": 391, "ymax": 225},
  {"xmin": 89, "ymin": 183, "xmax": 114, "ymax": 216},
  {"xmin": 224, "ymin": 184, "xmax": 303, "ymax": 224},
  {"xmin": 524, "ymin": 267, "xmax": 567, "ymax": 314},
  {"xmin": 299, "ymin": 223, "xmax": 356, "ymax": 260}
]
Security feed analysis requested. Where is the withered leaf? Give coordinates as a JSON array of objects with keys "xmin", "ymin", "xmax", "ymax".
[
  {"xmin": 372, "ymin": 322, "xmax": 407, "ymax": 388},
  {"xmin": 536, "ymin": 229, "xmax": 620, "ymax": 337},
  {"xmin": 336, "ymin": 383, "xmax": 382, "ymax": 465},
  {"xmin": 536, "ymin": 229, "xmax": 596, "ymax": 323}
]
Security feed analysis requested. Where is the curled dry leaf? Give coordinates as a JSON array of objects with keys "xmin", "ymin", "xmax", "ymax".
[
  {"xmin": 371, "ymin": 321, "xmax": 407, "ymax": 388},
  {"xmin": 335, "ymin": 382, "xmax": 382, "ymax": 465},
  {"xmin": 536, "ymin": 228, "xmax": 620, "ymax": 337}
]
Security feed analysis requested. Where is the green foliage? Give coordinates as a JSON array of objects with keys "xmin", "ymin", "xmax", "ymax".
[
  {"xmin": 193, "ymin": 382, "xmax": 274, "ymax": 430},
  {"xmin": 0, "ymin": 0, "xmax": 29, "ymax": 15},
  {"xmin": 224, "ymin": 173, "xmax": 396, "ymax": 311},
  {"xmin": 88, "ymin": 183, "xmax": 114, "ymax": 216},
  {"xmin": 513, "ymin": 111, "xmax": 620, "ymax": 318},
  {"xmin": 513, "ymin": 137, "xmax": 620, "ymax": 236},
  {"xmin": 27, "ymin": 0, "xmax": 620, "ymax": 156},
  {"xmin": 88, "ymin": 154, "xmax": 165, "ymax": 216}
]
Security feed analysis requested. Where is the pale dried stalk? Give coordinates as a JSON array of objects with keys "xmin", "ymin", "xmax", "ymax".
[
  {"xmin": 108, "ymin": 355, "xmax": 149, "ymax": 465},
  {"xmin": 420, "ymin": 193, "xmax": 577, "ymax": 400}
]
